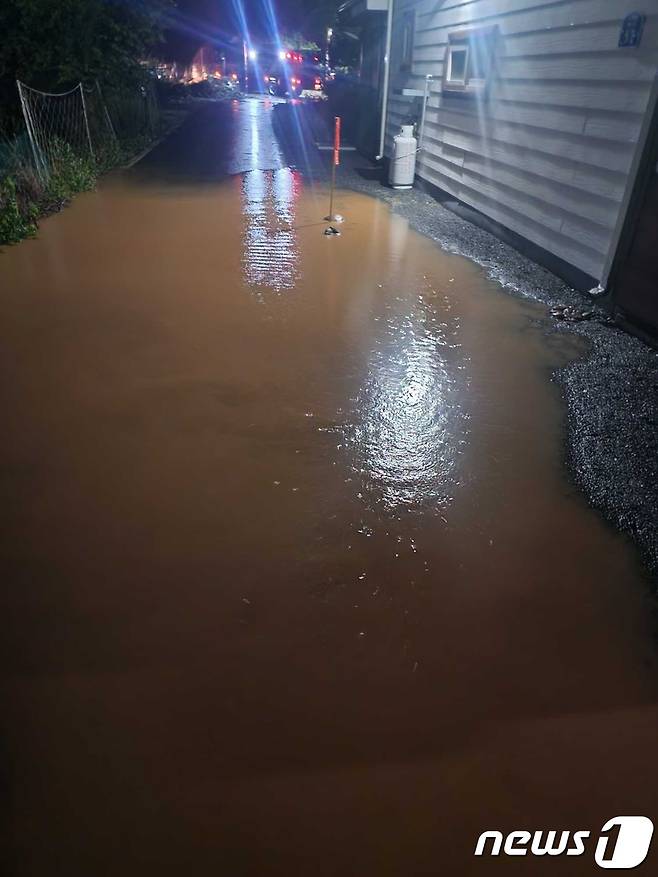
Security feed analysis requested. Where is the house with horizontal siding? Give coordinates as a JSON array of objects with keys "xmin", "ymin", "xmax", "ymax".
[{"xmin": 355, "ymin": 0, "xmax": 658, "ymax": 336}]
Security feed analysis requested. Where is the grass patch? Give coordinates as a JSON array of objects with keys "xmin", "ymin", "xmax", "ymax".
[
  {"xmin": 0, "ymin": 136, "xmax": 98, "ymax": 246},
  {"xmin": 0, "ymin": 176, "xmax": 39, "ymax": 244},
  {"xmin": 41, "ymin": 140, "xmax": 97, "ymax": 210}
]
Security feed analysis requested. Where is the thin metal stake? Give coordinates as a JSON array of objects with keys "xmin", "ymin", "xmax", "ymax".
[{"xmin": 328, "ymin": 158, "xmax": 336, "ymax": 222}]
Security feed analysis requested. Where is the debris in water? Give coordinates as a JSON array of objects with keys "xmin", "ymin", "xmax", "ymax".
[{"xmin": 550, "ymin": 305, "xmax": 594, "ymax": 322}]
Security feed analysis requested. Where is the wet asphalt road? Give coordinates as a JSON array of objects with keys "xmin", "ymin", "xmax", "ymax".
[
  {"xmin": 133, "ymin": 96, "xmax": 322, "ymax": 183},
  {"xmin": 1, "ymin": 97, "xmax": 658, "ymax": 876}
]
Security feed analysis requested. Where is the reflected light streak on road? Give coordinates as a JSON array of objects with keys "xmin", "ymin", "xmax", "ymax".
[{"xmin": 241, "ymin": 167, "xmax": 301, "ymax": 292}]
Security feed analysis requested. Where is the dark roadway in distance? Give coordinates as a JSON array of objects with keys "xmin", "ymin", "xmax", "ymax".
[{"xmin": 132, "ymin": 95, "xmax": 328, "ymax": 183}]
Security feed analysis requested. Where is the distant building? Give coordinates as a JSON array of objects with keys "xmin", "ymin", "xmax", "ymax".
[
  {"xmin": 185, "ymin": 44, "xmax": 222, "ymax": 82},
  {"xmin": 351, "ymin": 1, "xmax": 658, "ymax": 339}
]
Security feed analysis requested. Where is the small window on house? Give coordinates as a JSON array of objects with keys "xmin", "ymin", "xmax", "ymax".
[
  {"xmin": 444, "ymin": 27, "xmax": 497, "ymax": 96},
  {"xmin": 400, "ymin": 11, "xmax": 415, "ymax": 72},
  {"xmin": 447, "ymin": 47, "xmax": 468, "ymax": 84}
]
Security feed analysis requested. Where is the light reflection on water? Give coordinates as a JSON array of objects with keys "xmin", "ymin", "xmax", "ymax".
[
  {"xmin": 241, "ymin": 167, "xmax": 301, "ymax": 292},
  {"xmin": 347, "ymin": 294, "xmax": 467, "ymax": 513}
]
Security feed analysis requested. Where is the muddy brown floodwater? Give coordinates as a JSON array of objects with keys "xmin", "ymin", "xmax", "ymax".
[{"xmin": 1, "ymin": 153, "xmax": 658, "ymax": 875}]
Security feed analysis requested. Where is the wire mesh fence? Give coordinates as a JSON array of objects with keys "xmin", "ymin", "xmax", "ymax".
[
  {"xmin": 2, "ymin": 77, "xmax": 163, "ymax": 245},
  {"xmin": 13, "ymin": 78, "xmax": 161, "ymax": 182},
  {"xmin": 102, "ymin": 81, "xmax": 160, "ymax": 148},
  {"xmin": 17, "ymin": 81, "xmax": 94, "ymax": 181},
  {"xmin": 0, "ymin": 131, "xmax": 34, "ymax": 178},
  {"xmin": 84, "ymin": 82, "xmax": 118, "ymax": 148}
]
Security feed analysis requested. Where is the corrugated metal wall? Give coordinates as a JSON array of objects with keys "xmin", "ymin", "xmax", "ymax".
[{"xmin": 385, "ymin": 0, "xmax": 658, "ymax": 280}]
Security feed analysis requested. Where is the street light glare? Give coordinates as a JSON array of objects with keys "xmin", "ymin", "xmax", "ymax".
[{"xmin": 248, "ymin": 49, "xmax": 257, "ymax": 60}]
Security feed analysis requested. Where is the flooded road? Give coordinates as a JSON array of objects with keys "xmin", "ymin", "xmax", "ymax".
[{"xmin": 1, "ymin": 98, "xmax": 657, "ymax": 875}]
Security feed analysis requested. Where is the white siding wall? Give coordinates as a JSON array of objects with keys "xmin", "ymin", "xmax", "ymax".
[{"xmin": 385, "ymin": 0, "xmax": 658, "ymax": 280}]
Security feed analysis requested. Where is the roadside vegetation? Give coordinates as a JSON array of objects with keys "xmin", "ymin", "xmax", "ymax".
[
  {"xmin": 0, "ymin": 131, "xmax": 127, "ymax": 246},
  {"xmin": 0, "ymin": 0, "xmax": 173, "ymax": 247}
]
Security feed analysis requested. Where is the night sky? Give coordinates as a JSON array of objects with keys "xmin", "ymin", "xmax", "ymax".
[{"xmin": 163, "ymin": 0, "xmax": 330, "ymax": 61}]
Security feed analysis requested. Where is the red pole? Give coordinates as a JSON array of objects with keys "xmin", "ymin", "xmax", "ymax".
[
  {"xmin": 328, "ymin": 116, "xmax": 341, "ymax": 221},
  {"xmin": 333, "ymin": 116, "xmax": 341, "ymax": 165}
]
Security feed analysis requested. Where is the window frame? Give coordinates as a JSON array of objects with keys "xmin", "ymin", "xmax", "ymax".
[
  {"xmin": 443, "ymin": 25, "xmax": 497, "ymax": 97},
  {"xmin": 446, "ymin": 45, "xmax": 469, "ymax": 86}
]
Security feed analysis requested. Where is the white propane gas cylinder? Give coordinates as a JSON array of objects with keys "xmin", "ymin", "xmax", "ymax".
[{"xmin": 388, "ymin": 125, "xmax": 417, "ymax": 189}]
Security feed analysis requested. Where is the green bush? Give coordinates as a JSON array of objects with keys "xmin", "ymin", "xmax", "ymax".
[
  {"xmin": 0, "ymin": 176, "xmax": 38, "ymax": 244},
  {"xmin": 0, "ymin": 139, "xmax": 97, "ymax": 246},
  {"xmin": 43, "ymin": 139, "xmax": 96, "ymax": 204}
]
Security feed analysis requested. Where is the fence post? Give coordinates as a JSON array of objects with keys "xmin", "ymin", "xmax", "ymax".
[
  {"xmin": 79, "ymin": 83, "xmax": 95, "ymax": 162},
  {"xmin": 16, "ymin": 80, "xmax": 47, "ymax": 181}
]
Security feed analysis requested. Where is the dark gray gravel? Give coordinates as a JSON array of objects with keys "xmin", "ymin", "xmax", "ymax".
[{"xmin": 273, "ymin": 102, "xmax": 658, "ymax": 583}]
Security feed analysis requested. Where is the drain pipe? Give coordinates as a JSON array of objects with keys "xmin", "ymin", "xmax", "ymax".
[
  {"xmin": 375, "ymin": 0, "xmax": 394, "ymax": 161},
  {"xmin": 418, "ymin": 75, "xmax": 434, "ymax": 155}
]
